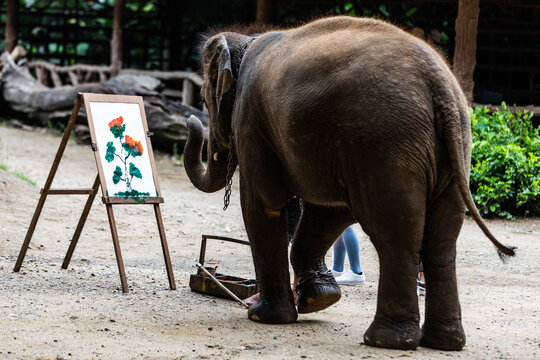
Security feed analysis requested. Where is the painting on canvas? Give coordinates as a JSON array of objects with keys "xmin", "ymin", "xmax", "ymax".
[{"xmin": 85, "ymin": 95, "xmax": 158, "ymax": 198}]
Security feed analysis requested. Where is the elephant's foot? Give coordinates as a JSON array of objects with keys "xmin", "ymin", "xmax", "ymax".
[
  {"xmin": 364, "ymin": 317, "xmax": 421, "ymax": 350},
  {"xmin": 421, "ymin": 322, "xmax": 466, "ymax": 351},
  {"xmin": 296, "ymin": 269, "xmax": 341, "ymax": 314},
  {"xmin": 248, "ymin": 294, "xmax": 298, "ymax": 324}
]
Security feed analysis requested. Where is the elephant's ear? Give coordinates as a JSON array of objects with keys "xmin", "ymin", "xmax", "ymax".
[{"xmin": 213, "ymin": 36, "xmax": 234, "ymax": 109}]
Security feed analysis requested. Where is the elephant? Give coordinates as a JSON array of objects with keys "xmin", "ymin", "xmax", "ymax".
[{"xmin": 183, "ymin": 16, "xmax": 516, "ymax": 351}]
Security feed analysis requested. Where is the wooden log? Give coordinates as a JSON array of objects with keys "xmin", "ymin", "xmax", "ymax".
[
  {"xmin": 68, "ymin": 70, "xmax": 79, "ymax": 85},
  {"xmin": 99, "ymin": 71, "xmax": 108, "ymax": 83},
  {"xmin": 10, "ymin": 45, "xmax": 26, "ymax": 63},
  {"xmin": 28, "ymin": 61, "xmax": 113, "ymax": 75},
  {"xmin": 35, "ymin": 66, "xmax": 48, "ymax": 86},
  {"xmin": 1, "ymin": 52, "xmax": 209, "ymax": 154},
  {"xmin": 182, "ymin": 78, "xmax": 194, "ymax": 106},
  {"xmin": 120, "ymin": 69, "xmax": 203, "ymax": 86},
  {"xmin": 27, "ymin": 61, "xmax": 113, "ymax": 87},
  {"xmin": 50, "ymin": 69, "xmax": 63, "ymax": 88},
  {"xmin": 83, "ymin": 70, "xmax": 93, "ymax": 83}
]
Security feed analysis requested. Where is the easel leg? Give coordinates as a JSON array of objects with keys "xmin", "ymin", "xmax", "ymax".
[
  {"xmin": 154, "ymin": 204, "xmax": 176, "ymax": 290},
  {"xmin": 14, "ymin": 193, "xmax": 48, "ymax": 272},
  {"xmin": 106, "ymin": 204, "xmax": 129, "ymax": 293},
  {"xmin": 14, "ymin": 95, "xmax": 84, "ymax": 272},
  {"xmin": 62, "ymin": 174, "xmax": 100, "ymax": 269}
]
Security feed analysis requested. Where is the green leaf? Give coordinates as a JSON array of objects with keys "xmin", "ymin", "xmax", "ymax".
[
  {"xmin": 113, "ymin": 166, "xmax": 123, "ymax": 184},
  {"xmin": 123, "ymin": 142, "xmax": 137, "ymax": 157},
  {"xmin": 110, "ymin": 124, "xmax": 125, "ymax": 138},
  {"xmin": 129, "ymin": 162, "xmax": 142, "ymax": 179},
  {"xmin": 405, "ymin": 7, "xmax": 418, "ymax": 17},
  {"xmin": 440, "ymin": 32, "xmax": 449, "ymax": 45},
  {"xmin": 105, "ymin": 141, "xmax": 116, "ymax": 162},
  {"xmin": 114, "ymin": 189, "xmax": 150, "ymax": 198},
  {"xmin": 379, "ymin": 5, "xmax": 390, "ymax": 17}
]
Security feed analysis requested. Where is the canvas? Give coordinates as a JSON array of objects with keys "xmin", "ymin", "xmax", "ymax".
[{"xmin": 85, "ymin": 95, "xmax": 159, "ymax": 198}]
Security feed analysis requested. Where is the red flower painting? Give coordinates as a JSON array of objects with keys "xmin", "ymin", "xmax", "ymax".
[
  {"xmin": 124, "ymin": 135, "xmax": 144, "ymax": 156},
  {"xmin": 104, "ymin": 116, "xmax": 149, "ymax": 197}
]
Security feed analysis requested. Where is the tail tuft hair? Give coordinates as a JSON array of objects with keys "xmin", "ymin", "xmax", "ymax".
[{"xmin": 497, "ymin": 246, "xmax": 517, "ymax": 263}]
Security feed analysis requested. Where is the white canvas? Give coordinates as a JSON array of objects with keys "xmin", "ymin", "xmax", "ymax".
[{"xmin": 89, "ymin": 101, "xmax": 158, "ymax": 197}]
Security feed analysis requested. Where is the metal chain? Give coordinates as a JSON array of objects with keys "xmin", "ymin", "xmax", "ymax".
[{"xmin": 223, "ymin": 133, "xmax": 235, "ymax": 210}]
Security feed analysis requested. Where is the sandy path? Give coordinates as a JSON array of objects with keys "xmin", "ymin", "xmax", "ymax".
[{"xmin": 0, "ymin": 125, "xmax": 539, "ymax": 359}]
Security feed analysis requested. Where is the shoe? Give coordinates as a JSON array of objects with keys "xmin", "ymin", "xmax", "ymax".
[
  {"xmin": 417, "ymin": 279, "xmax": 426, "ymax": 296},
  {"xmin": 331, "ymin": 269, "xmax": 343, "ymax": 279},
  {"xmin": 335, "ymin": 270, "xmax": 365, "ymax": 285}
]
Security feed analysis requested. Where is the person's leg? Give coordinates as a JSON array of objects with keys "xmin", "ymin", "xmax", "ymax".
[
  {"xmin": 332, "ymin": 235, "xmax": 346, "ymax": 273},
  {"xmin": 342, "ymin": 226, "xmax": 363, "ymax": 275}
]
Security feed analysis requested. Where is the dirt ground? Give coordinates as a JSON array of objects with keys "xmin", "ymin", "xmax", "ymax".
[{"xmin": 0, "ymin": 124, "xmax": 539, "ymax": 360}]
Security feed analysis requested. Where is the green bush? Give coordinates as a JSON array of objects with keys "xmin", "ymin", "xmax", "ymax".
[{"xmin": 470, "ymin": 103, "xmax": 540, "ymax": 218}]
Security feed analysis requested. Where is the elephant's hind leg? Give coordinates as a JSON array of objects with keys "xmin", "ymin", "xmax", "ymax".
[
  {"xmin": 420, "ymin": 181, "xmax": 466, "ymax": 351},
  {"xmin": 357, "ymin": 184, "xmax": 425, "ymax": 350},
  {"xmin": 290, "ymin": 204, "xmax": 353, "ymax": 314}
]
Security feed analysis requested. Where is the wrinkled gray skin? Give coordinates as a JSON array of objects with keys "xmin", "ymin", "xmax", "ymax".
[{"xmin": 184, "ymin": 16, "xmax": 515, "ymax": 351}]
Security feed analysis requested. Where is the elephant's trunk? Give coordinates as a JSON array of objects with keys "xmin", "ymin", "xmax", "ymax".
[{"xmin": 184, "ymin": 115, "xmax": 235, "ymax": 193}]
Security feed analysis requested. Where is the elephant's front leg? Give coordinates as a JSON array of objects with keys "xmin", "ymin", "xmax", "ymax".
[
  {"xmin": 239, "ymin": 176, "xmax": 297, "ymax": 324},
  {"xmin": 290, "ymin": 203, "xmax": 353, "ymax": 313}
]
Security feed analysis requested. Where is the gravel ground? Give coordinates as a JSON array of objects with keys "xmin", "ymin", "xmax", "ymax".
[{"xmin": 0, "ymin": 124, "xmax": 539, "ymax": 359}]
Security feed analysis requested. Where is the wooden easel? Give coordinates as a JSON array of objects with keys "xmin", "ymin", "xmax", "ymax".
[{"xmin": 14, "ymin": 93, "xmax": 176, "ymax": 293}]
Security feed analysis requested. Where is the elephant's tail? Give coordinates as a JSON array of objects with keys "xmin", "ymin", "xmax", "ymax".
[{"xmin": 439, "ymin": 89, "xmax": 516, "ymax": 259}]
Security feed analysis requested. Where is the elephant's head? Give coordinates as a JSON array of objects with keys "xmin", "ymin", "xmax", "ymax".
[{"xmin": 184, "ymin": 32, "xmax": 252, "ymax": 193}]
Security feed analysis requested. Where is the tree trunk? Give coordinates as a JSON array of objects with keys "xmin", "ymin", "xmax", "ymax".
[
  {"xmin": 4, "ymin": 0, "xmax": 19, "ymax": 53},
  {"xmin": 110, "ymin": 0, "xmax": 126, "ymax": 76},
  {"xmin": 453, "ymin": 0, "xmax": 480, "ymax": 104},
  {"xmin": 255, "ymin": 0, "xmax": 273, "ymax": 25}
]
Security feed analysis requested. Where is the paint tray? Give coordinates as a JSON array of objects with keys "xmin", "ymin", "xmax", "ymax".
[{"xmin": 189, "ymin": 235, "xmax": 259, "ymax": 300}]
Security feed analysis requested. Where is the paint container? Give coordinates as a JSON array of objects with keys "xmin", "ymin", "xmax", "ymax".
[{"xmin": 198, "ymin": 260, "xmax": 219, "ymax": 277}]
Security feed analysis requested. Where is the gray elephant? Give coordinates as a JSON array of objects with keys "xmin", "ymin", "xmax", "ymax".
[{"xmin": 184, "ymin": 16, "xmax": 515, "ymax": 351}]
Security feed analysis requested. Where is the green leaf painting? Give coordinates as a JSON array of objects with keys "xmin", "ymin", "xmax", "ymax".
[
  {"xmin": 113, "ymin": 166, "xmax": 123, "ymax": 184},
  {"xmin": 129, "ymin": 162, "xmax": 142, "ymax": 179},
  {"xmin": 105, "ymin": 141, "xmax": 116, "ymax": 162}
]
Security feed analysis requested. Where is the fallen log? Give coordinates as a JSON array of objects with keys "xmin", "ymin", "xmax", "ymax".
[{"xmin": 0, "ymin": 52, "xmax": 208, "ymax": 154}]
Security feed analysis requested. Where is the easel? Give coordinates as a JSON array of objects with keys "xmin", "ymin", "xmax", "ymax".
[{"xmin": 14, "ymin": 93, "xmax": 176, "ymax": 293}]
